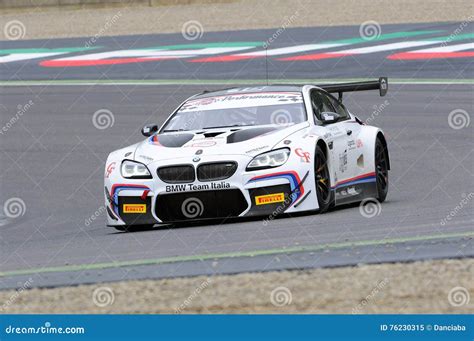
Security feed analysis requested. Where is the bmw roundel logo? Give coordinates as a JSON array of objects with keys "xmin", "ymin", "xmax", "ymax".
[{"xmin": 193, "ymin": 156, "xmax": 201, "ymax": 162}]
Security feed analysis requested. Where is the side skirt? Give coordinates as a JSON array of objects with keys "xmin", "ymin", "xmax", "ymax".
[{"xmin": 334, "ymin": 181, "xmax": 377, "ymax": 205}]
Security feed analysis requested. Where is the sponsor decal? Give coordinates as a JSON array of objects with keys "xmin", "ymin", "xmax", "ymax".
[
  {"xmin": 336, "ymin": 186, "xmax": 360, "ymax": 198},
  {"xmin": 347, "ymin": 139, "xmax": 356, "ymax": 150},
  {"xmin": 247, "ymin": 171, "xmax": 304, "ymax": 206},
  {"xmin": 339, "ymin": 151, "xmax": 348, "ymax": 173},
  {"xmin": 255, "ymin": 193, "xmax": 285, "ymax": 205},
  {"xmin": 246, "ymin": 145, "xmax": 269, "ymax": 154},
  {"xmin": 165, "ymin": 181, "xmax": 230, "ymax": 192},
  {"xmin": 123, "ymin": 204, "xmax": 146, "ymax": 213},
  {"xmin": 295, "ymin": 148, "xmax": 310, "ymax": 162},
  {"xmin": 188, "ymin": 140, "xmax": 217, "ymax": 147},
  {"xmin": 179, "ymin": 92, "xmax": 303, "ymax": 112},
  {"xmin": 105, "ymin": 162, "xmax": 116, "ymax": 178},
  {"xmin": 356, "ymin": 139, "xmax": 364, "ymax": 148},
  {"xmin": 110, "ymin": 184, "xmax": 151, "ymax": 216},
  {"xmin": 138, "ymin": 155, "xmax": 154, "ymax": 162}
]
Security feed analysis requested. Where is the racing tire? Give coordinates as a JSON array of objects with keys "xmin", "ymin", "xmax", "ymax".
[
  {"xmin": 375, "ymin": 138, "xmax": 389, "ymax": 203},
  {"xmin": 314, "ymin": 145, "xmax": 333, "ymax": 213}
]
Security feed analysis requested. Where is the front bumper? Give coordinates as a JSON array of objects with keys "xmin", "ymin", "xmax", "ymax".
[{"xmin": 105, "ymin": 154, "xmax": 313, "ymax": 226}]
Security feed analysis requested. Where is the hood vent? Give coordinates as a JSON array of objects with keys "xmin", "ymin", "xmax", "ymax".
[
  {"xmin": 227, "ymin": 126, "xmax": 279, "ymax": 144},
  {"xmin": 154, "ymin": 133, "xmax": 194, "ymax": 147},
  {"xmin": 202, "ymin": 131, "xmax": 226, "ymax": 138}
]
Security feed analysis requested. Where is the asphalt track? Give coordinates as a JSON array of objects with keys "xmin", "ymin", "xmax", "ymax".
[{"xmin": 0, "ymin": 23, "xmax": 473, "ymax": 289}]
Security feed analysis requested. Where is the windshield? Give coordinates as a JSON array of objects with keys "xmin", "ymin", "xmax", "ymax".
[{"xmin": 161, "ymin": 91, "xmax": 307, "ymax": 132}]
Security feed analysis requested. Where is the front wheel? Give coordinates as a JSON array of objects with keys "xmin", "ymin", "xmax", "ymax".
[
  {"xmin": 375, "ymin": 138, "xmax": 389, "ymax": 202},
  {"xmin": 314, "ymin": 145, "xmax": 333, "ymax": 213}
]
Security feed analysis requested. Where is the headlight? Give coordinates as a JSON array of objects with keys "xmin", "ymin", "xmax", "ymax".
[
  {"xmin": 246, "ymin": 148, "xmax": 290, "ymax": 171},
  {"xmin": 121, "ymin": 160, "xmax": 152, "ymax": 179}
]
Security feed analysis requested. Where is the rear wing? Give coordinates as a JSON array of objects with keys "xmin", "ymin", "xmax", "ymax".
[{"xmin": 319, "ymin": 77, "xmax": 388, "ymax": 101}]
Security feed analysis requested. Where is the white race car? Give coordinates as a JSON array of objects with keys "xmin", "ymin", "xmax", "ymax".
[{"xmin": 104, "ymin": 78, "xmax": 390, "ymax": 231}]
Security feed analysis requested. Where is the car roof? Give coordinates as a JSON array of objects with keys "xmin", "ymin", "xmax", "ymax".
[{"xmin": 192, "ymin": 85, "xmax": 304, "ymax": 99}]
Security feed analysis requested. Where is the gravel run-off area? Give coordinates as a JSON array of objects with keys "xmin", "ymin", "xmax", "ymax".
[{"xmin": 1, "ymin": 259, "xmax": 472, "ymax": 313}]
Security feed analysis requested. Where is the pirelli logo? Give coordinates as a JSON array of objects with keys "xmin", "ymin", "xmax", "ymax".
[
  {"xmin": 123, "ymin": 204, "xmax": 146, "ymax": 213},
  {"xmin": 255, "ymin": 193, "xmax": 285, "ymax": 205}
]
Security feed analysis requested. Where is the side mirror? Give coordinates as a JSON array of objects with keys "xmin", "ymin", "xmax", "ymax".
[
  {"xmin": 141, "ymin": 124, "xmax": 158, "ymax": 137},
  {"xmin": 320, "ymin": 112, "xmax": 341, "ymax": 124}
]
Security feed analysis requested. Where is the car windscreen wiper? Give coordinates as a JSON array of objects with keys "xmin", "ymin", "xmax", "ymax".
[
  {"xmin": 202, "ymin": 124, "xmax": 252, "ymax": 130},
  {"xmin": 162, "ymin": 129, "xmax": 188, "ymax": 133}
]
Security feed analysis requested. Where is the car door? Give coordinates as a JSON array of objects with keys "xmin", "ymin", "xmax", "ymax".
[
  {"xmin": 325, "ymin": 94, "xmax": 364, "ymax": 183},
  {"xmin": 326, "ymin": 95, "xmax": 365, "ymax": 188},
  {"xmin": 310, "ymin": 90, "xmax": 352, "ymax": 187}
]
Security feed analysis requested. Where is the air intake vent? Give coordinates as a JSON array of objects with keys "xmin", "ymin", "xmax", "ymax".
[
  {"xmin": 197, "ymin": 162, "xmax": 237, "ymax": 182},
  {"xmin": 157, "ymin": 165, "xmax": 195, "ymax": 183}
]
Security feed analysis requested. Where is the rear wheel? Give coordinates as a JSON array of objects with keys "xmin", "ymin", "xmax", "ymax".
[
  {"xmin": 314, "ymin": 145, "xmax": 332, "ymax": 213},
  {"xmin": 375, "ymin": 138, "xmax": 389, "ymax": 202}
]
